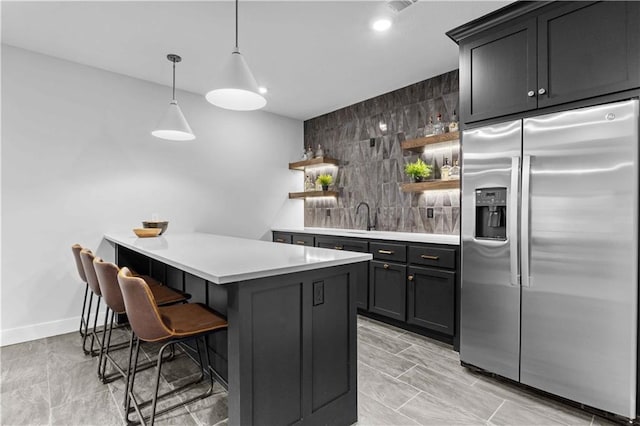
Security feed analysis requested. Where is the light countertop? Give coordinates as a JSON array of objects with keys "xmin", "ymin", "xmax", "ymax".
[
  {"xmin": 104, "ymin": 232, "xmax": 372, "ymax": 285},
  {"xmin": 272, "ymin": 227, "xmax": 460, "ymax": 245}
]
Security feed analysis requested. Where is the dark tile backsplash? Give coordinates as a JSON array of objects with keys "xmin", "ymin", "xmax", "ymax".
[{"xmin": 302, "ymin": 70, "xmax": 460, "ymax": 235}]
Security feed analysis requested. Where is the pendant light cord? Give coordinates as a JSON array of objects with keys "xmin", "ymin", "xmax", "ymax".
[
  {"xmin": 172, "ymin": 59, "xmax": 176, "ymax": 101},
  {"xmin": 235, "ymin": 0, "xmax": 239, "ymax": 49}
]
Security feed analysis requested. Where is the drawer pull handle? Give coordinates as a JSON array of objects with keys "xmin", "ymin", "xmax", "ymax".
[
  {"xmin": 334, "ymin": 246, "xmax": 343, "ymax": 250},
  {"xmin": 383, "ymin": 263, "xmax": 389, "ymax": 269},
  {"xmin": 421, "ymin": 254, "xmax": 439, "ymax": 260},
  {"xmin": 276, "ymin": 238, "xmax": 285, "ymax": 243},
  {"xmin": 378, "ymin": 250, "xmax": 394, "ymax": 255},
  {"xmin": 408, "ymin": 275, "xmax": 414, "ymax": 281},
  {"xmin": 295, "ymin": 241, "xmax": 306, "ymax": 245}
]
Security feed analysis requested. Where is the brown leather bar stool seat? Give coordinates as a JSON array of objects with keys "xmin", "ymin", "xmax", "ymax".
[
  {"xmin": 93, "ymin": 257, "xmax": 190, "ymax": 383},
  {"xmin": 118, "ymin": 267, "xmax": 227, "ymax": 426},
  {"xmin": 71, "ymin": 244, "xmax": 95, "ymax": 345}
]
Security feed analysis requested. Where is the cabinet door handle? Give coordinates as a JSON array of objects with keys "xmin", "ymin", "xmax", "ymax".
[
  {"xmin": 295, "ymin": 241, "xmax": 306, "ymax": 245},
  {"xmin": 378, "ymin": 249, "xmax": 394, "ymax": 255},
  {"xmin": 538, "ymin": 88, "xmax": 546, "ymax": 95},
  {"xmin": 276, "ymin": 238, "xmax": 285, "ymax": 243},
  {"xmin": 408, "ymin": 275, "xmax": 414, "ymax": 281},
  {"xmin": 420, "ymin": 254, "xmax": 439, "ymax": 260},
  {"xmin": 527, "ymin": 90, "xmax": 535, "ymax": 97},
  {"xmin": 383, "ymin": 263, "xmax": 389, "ymax": 269},
  {"xmin": 334, "ymin": 246, "xmax": 343, "ymax": 250}
]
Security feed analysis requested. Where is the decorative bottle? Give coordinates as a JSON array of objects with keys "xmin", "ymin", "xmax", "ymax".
[
  {"xmin": 449, "ymin": 110, "xmax": 459, "ymax": 132},
  {"xmin": 304, "ymin": 175, "xmax": 314, "ymax": 191},
  {"xmin": 306, "ymin": 146, "xmax": 313, "ymax": 160},
  {"xmin": 441, "ymin": 157, "xmax": 451, "ymax": 180},
  {"xmin": 315, "ymin": 144, "xmax": 324, "ymax": 158},
  {"xmin": 425, "ymin": 116, "xmax": 434, "ymax": 136},
  {"xmin": 434, "ymin": 114, "xmax": 445, "ymax": 135},
  {"xmin": 450, "ymin": 160, "xmax": 460, "ymax": 180}
]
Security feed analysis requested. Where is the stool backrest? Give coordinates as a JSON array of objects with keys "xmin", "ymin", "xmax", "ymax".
[
  {"xmin": 71, "ymin": 244, "xmax": 87, "ymax": 283},
  {"xmin": 93, "ymin": 257, "xmax": 126, "ymax": 314},
  {"xmin": 117, "ymin": 267, "xmax": 172, "ymax": 342},
  {"xmin": 79, "ymin": 249, "xmax": 101, "ymax": 296}
]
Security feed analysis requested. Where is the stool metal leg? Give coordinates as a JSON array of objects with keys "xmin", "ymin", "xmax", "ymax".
[
  {"xmin": 79, "ymin": 284, "xmax": 89, "ymax": 337},
  {"xmin": 83, "ymin": 296, "xmax": 101, "ymax": 357},
  {"xmin": 82, "ymin": 292, "xmax": 94, "ymax": 355}
]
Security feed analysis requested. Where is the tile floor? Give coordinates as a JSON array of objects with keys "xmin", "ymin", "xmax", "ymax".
[{"xmin": 0, "ymin": 316, "xmax": 619, "ymax": 425}]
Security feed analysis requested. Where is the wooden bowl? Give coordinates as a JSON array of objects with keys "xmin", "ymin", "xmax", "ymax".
[
  {"xmin": 142, "ymin": 221, "xmax": 169, "ymax": 235},
  {"xmin": 133, "ymin": 228, "xmax": 162, "ymax": 238}
]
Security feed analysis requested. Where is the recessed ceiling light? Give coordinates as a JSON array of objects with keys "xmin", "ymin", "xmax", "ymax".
[
  {"xmin": 372, "ymin": 18, "xmax": 392, "ymax": 32},
  {"xmin": 258, "ymin": 86, "xmax": 268, "ymax": 94}
]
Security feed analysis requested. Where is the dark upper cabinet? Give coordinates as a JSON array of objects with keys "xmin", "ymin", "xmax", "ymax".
[
  {"xmin": 369, "ymin": 261, "xmax": 407, "ymax": 322},
  {"xmin": 460, "ymin": 18, "xmax": 537, "ymax": 122},
  {"xmin": 407, "ymin": 266, "xmax": 455, "ymax": 336},
  {"xmin": 457, "ymin": 1, "xmax": 640, "ymax": 123}
]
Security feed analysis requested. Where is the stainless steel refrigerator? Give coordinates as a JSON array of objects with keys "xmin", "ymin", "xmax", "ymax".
[{"xmin": 461, "ymin": 99, "xmax": 639, "ymax": 419}]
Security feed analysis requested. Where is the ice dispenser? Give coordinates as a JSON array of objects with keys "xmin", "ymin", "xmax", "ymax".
[{"xmin": 475, "ymin": 188, "xmax": 507, "ymax": 240}]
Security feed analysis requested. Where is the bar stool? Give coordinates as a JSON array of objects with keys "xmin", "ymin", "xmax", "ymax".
[
  {"xmin": 71, "ymin": 244, "xmax": 93, "ymax": 342},
  {"xmin": 93, "ymin": 257, "xmax": 190, "ymax": 383},
  {"xmin": 118, "ymin": 267, "xmax": 227, "ymax": 426}
]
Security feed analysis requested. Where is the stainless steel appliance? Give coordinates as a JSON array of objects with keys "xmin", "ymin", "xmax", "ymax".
[{"xmin": 461, "ymin": 100, "xmax": 639, "ymax": 419}]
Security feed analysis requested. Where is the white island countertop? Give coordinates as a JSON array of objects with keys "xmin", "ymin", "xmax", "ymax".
[
  {"xmin": 272, "ymin": 227, "xmax": 460, "ymax": 245},
  {"xmin": 104, "ymin": 232, "xmax": 372, "ymax": 285}
]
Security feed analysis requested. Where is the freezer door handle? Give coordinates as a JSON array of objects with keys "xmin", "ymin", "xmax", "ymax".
[
  {"xmin": 521, "ymin": 155, "xmax": 531, "ymax": 287},
  {"xmin": 509, "ymin": 156, "xmax": 520, "ymax": 286}
]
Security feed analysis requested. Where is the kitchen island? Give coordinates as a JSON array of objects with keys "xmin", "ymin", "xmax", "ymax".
[{"xmin": 104, "ymin": 232, "xmax": 371, "ymax": 426}]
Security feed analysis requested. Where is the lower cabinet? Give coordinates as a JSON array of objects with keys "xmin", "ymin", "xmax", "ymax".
[
  {"xmin": 407, "ymin": 266, "xmax": 455, "ymax": 336},
  {"xmin": 369, "ymin": 261, "xmax": 407, "ymax": 321}
]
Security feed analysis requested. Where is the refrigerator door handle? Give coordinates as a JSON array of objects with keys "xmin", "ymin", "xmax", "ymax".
[
  {"xmin": 509, "ymin": 156, "xmax": 520, "ymax": 286},
  {"xmin": 521, "ymin": 155, "xmax": 531, "ymax": 287}
]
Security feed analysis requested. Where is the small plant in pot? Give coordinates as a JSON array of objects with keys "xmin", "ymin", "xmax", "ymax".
[
  {"xmin": 404, "ymin": 158, "xmax": 432, "ymax": 182},
  {"xmin": 316, "ymin": 174, "xmax": 333, "ymax": 191}
]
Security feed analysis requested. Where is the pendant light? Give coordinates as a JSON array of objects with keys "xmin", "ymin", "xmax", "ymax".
[
  {"xmin": 152, "ymin": 54, "xmax": 195, "ymax": 141},
  {"xmin": 205, "ymin": 0, "xmax": 266, "ymax": 111}
]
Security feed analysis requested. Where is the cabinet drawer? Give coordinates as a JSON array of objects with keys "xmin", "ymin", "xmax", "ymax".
[
  {"xmin": 408, "ymin": 245, "xmax": 456, "ymax": 269},
  {"xmin": 272, "ymin": 232, "xmax": 292, "ymax": 244},
  {"xmin": 291, "ymin": 234, "xmax": 314, "ymax": 246},
  {"xmin": 315, "ymin": 236, "xmax": 368, "ymax": 253},
  {"xmin": 370, "ymin": 242, "xmax": 407, "ymax": 263}
]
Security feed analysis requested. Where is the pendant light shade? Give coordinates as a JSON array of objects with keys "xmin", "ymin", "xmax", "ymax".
[
  {"xmin": 152, "ymin": 54, "xmax": 195, "ymax": 141},
  {"xmin": 205, "ymin": 0, "xmax": 266, "ymax": 111}
]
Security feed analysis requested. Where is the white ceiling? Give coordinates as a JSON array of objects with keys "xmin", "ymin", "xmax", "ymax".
[{"xmin": 1, "ymin": 1, "xmax": 509, "ymax": 120}]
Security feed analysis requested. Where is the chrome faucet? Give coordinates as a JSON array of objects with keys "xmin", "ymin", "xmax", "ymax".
[{"xmin": 356, "ymin": 202, "xmax": 377, "ymax": 231}]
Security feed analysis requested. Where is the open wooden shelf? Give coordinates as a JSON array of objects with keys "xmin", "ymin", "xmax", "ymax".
[
  {"xmin": 401, "ymin": 131, "xmax": 460, "ymax": 153},
  {"xmin": 289, "ymin": 157, "xmax": 339, "ymax": 171},
  {"xmin": 289, "ymin": 190, "xmax": 339, "ymax": 199},
  {"xmin": 401, "ymin": 180, "xmax": 460, "ymax": 193}
]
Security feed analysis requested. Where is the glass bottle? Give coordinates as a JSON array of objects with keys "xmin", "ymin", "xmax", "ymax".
[
  {"xmin": 434, "ymin": 114, "xmax": 445, "ymax": 135},
  {"xmin": 449, "ymin": 110, "xmax": 459, "ymax": 132},
  {"xmin": 450, "ymin": 160, "xmax": 460, "ymax": 180},
  {"xmin": 306, "ymin": 146, "xmax": 313, "ymax": 160},
  {"xmin": 304, "ymin": 175, "xmax": 314, "ymax": 191},
  {"xmin": 315, "ymin": 144, "xmax": 324, "ymax": 158},
  {"xmin": 425, "ymin": 116, "xmax": 434, "ymax": 136},
  {"xmin": 441, "ymin": 157, "xmax": 451, "ymax": 181}
]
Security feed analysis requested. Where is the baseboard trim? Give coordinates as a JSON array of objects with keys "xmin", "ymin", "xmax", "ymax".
[{"xmin": 0, "ymin": 310, "xmax": 108, "ymax": 347}]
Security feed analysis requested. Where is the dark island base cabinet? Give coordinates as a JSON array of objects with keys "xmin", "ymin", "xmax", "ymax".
[
  {"xmin": 116, "ymin": 243, "xmax": 360, "ymax": 426},
  {"xmin": 273, "ymin": 231, "xmax": 460, "ymax": 350}
]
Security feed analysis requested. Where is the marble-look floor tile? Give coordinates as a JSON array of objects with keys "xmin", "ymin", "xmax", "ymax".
[
  {"xmin": 489, "ymin": 400, "xmax": 564, "ymax": 426},
  {"xmin": 358, "ymin": 341, "xmax": 417, "ymax": 378},
  {"xmin": 397, "ymin": 390, "xmax": 482, "ymax": 425},
  {"xmin": 397, "ymin": 330, "xmax": 459, "ymax": 362},
  {"xmin": 397, "ymin": 365, "xmax": 503, "ymax": 421},
  {"xmin": 159, "ymin": 352, "xmax": 204, "ymax": 385},
  {"xmin": 396, "ymin": 343, "xmax": 478, "ymax": 385},
  {"xmin": 0, "ymin": 337, "xmax": 48, "ymax": 362},
  {"xmin": 356, "ymin": 391, "xmax": 420, "ymax": 425},
  {"xmin": 51, "ymin": 389, "xmax": 122, "ymax": 425},
  {"xmin": 1, "ymin": 350, "xmax": 49, "ymax": 393},
  {"xmin": 0, "ymin": 381, "xmax": 50, "ymax": 426},
  {"xmin": 357, "ymin": 361, "xmax": 420, "ymax": 410},
  {"xmin": 358, "ymin": 316, "xmax": 407, "ymax": 338},
  {"xmin": 472, "ymin": 376, "xmax": 593, "ymax": 425},
  {"xmin": 358, "ymin": 327, "xmax": 412, "ymax": 355},
  {"xmin": 46, "ymin": 331, "xmax": 91, "ymax": 366},
  {"xmin": 48, "ymin": 357, "xmax": 105, "ymax": 408}
]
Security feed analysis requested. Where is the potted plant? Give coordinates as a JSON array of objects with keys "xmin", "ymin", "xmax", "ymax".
[
  {"xmin": 404, "ymin": 158, "xmax": 432, "ymax": 182},
  {"xmin": 316, "ymin": 174, "xmax": 333, "ymax": 191}
]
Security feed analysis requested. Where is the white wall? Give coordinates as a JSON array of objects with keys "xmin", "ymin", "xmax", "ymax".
[{"xmin": 0, "ymin": 45, "xmax": 304, "ymax": 345}]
